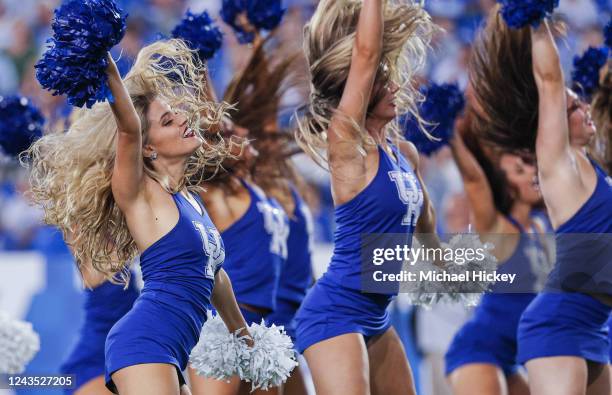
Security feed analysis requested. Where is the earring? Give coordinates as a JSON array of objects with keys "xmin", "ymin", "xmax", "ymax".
[{"xmin": 150, "ymin": 151, "xmax": 157, "ymax": 160}]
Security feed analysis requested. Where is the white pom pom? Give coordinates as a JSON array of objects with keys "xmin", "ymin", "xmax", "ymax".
[
  {"xmin": 190, "ymin": 314, "xmax": 298, "ymax": 390},
  {"xmin": 0, "ymin": 312, "xmax": 40, "ymax": 374},
  {"xmin": 404, "ymin": 234, "xmax": 498, "ymax": 307},
  {"xmin": 244, "ymin": 320, "xmax": 298, "ymax": 391},
  {"xmin": 189, "ymin": 313, "xmax": 251, "ymax": 381}
]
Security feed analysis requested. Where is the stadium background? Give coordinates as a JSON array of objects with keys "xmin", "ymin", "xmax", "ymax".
[{"xmin": 0, "ymin": 0, "xmax": 609, "ymax": 394}]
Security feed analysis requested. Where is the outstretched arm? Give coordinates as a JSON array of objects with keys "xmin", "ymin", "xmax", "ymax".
[
  {"xmin": 449, "ymin": 117, "xmax": 499, "ymax": 233},
  {"xmin": 530, "ymin": 21, "xmax": 571, "ymax": 177},
  {"xmin": 108, "ymin": 54, "xmax": 145, "ymax": 208}
]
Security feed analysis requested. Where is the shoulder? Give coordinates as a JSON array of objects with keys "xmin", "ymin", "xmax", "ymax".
[{"xmin": 397, "ymin": 140, "xmax": 420, "ymax": 171}]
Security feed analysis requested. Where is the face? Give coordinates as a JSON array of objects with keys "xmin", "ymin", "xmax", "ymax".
[
  {"xmin": 499, "ymin": 153, "xmax": 541, "ymax": 206},
  {"xmin": 370, "ymin": 80, "xmax": 400, "ymax": 123},
  {"xmin": 144, "ymin": 98, "xmax": 202, "ymax": 161},
  {"xmin": 566, "ymin": 89, "xmax": 596, "ymax": 147}
]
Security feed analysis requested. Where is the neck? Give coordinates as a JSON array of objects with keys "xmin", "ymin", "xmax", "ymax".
[
  {"xmin": 153, "ymin": 157, "xmax": 188, "ymax": 190},
  {"xmin": 365, "ymin": 117, "xmax": 389, "ymax": 145},
  {"xmin": 509, "ymin": 201, "xmax": 532, "ymax": 229}
]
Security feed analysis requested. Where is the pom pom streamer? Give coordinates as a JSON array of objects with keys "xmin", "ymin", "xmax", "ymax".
[
  {"xmin": 0, "ymin": 312, "xmax": 40, "ymax": 374},
  {"xmin": 35, "ymin": 0, "xmax": 127, "ymax": 108},
  {"xmin": 571, "ymin": 46, "xmax": 609, "ymax": 98},
  {"xmin": 402, "ymin": 234, "xmax": 499, "ymax": 307},
  {"xmin": 497, "ymin": 0, "xmax": 559, "ymax": 29},
  {"xmin": 190, "ymin": 313, "xmax": 297, "ymax": 390},
  {"xmin": 604, "ymin": 20, "xmax": 611, "ymax": 50},
  {"xmin": 245, "ymin": 320, "xmax": 298, "ymax": 391},
  {"xmin": 0, "ymin": 96, "xmax": 45, "ymax": 158},
  {"xmin": 189, "ymin": 313, "xmax": 251, "ymax": 382},
  {"xmin": 171, "ymin": 10, "xmax": 223, "ymax": 61},
  {"xmin": 221, "ymin": 0, "xmax": 286, "ymax": 44},
  {"xmin": 401, "ymin": 83, "xmax": 464, "ymax": 156}
]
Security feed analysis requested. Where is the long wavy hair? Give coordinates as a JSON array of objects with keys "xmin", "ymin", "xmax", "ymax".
[
  {"xmin": 296, "ymin": 0, "xmax": 435, "ymax": 167},
  {"xmin": 24, "ymin": 39, "xmax": 231, "ymax": 282},
  {"xmin": 469, "ymin": 6, "xmax": 565, "ymax": 153},
  {"xmin": 590, "ymin": 67, "xmax": 612, "ymax": 173},
  {"xmin": 222, "ymin": 35, "xmax": 309, "ymax": 202}
]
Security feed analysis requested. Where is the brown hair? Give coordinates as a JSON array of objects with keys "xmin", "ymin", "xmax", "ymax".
[
  {"xmin": 469, "ymin": 7, "xmax": 542, "ymax": 154},
  {"xmin": 222, "ymin": 36, "xmax": 312, "ymax": 204}
]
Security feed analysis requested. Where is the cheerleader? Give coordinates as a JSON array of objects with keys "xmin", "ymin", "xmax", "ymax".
[
  {"xmin": 60, "ymin": 266, "xmax": 138, "ymax": 395},
  {"xmin": 468, "ymin": 9, "xmax": 612, "ymax": 395},
  {"xmin": 222, "ymin": 39, "xmax": 314, "ymax": 395},
  {"xmin": 187, "ymin": 42, "xmax": 290, "ymax": 395},
  {"xmin": 444, "ymin": 110, "xmax": 551, "ymax": 395},
  {"xmin": 293, "ymin": 0, "xmax": 435, "ymax": 393},
  {"xmin": 27, "ymin": 40, "xmax": 249, "ymax": 395}
]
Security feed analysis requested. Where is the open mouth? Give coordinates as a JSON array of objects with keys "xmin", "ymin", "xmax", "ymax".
[
  {"xmin": 532, "ymin": 176, "xmax": 540, "ymax": 192},
  {"xmin": 182, "ymin": 128, "xmax": 196, "ymax": 138}
]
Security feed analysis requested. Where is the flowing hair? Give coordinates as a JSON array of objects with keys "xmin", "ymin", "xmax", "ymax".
[
  {"xmin": 469, "ymin": 6, "xmax": 564, "ymax": 153},
  {"xmin": 222, "ymin": 35, "xmax": 309, "ymax": 200},
  {"xmin": 590, "ymin": 66, "xmax": 612, "ymax": 173},
  {"xmin": 296, "ymin": 0, "xmax": 435, "ymax": 167},
  {"xmin": 23, "ymin": 39, "xmax": 231, "ymax": 282}
]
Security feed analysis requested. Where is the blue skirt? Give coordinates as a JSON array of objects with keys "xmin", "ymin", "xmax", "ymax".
[
  {"xmin": 267, "ymin": 298, "xmax": 301, "ymax": 342},
  {"xmin": 517, "ymin": 293, "xmax": 611, "ymax": 364},
  {"xmin": 446, "ymin": 294, "xmax": 535, "ymax": 377},
  {"xmin": 104, "ymin": 292, "xmax": 202, "ymax": 392},
  {"xmin": 294, "ymin": 275, "xmax": 393, "ymax": 354}
]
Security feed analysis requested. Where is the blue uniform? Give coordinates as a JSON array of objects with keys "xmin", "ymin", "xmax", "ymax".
[
  {"xmin": 445, "ymin": 216, "xmax": 549, "ymax": 377},
  {"xmin": 295, "ymin": 143, "xmax": 423, "ymax": 353},
  {"xmin": 60, "ymin": 276, "xmax": 139, "ymax": 393},
  {"xmin": 518, "ymin": 159, "xmax": 612, "ymax": 365},
  {"xmin": 267, "ymin": 187, "xmax": 314, "ymax": 340},
  {"xmin": 221, "ymin": 180, "xmax": 289, "ymax": 323},
  {"xmin": 104, "ymin": 192, "xmax": 224, "ymax": 392}
]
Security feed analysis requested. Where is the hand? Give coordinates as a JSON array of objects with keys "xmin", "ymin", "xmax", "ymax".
[
  {"xmin": 106, "ymin": 53, "xmax": 121, "ymax": 80},
  {"xmin": 239, "ymin": 328, "xmax": 254, "ymax": 347}
]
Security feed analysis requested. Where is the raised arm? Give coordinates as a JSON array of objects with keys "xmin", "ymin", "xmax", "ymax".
[
  {"xmin": 329, "ymin": 0, "xmax": 383, "ymax": 142},
  {"xmin": 108, "ymin": 54, "xmax": 145, "ymax": 207},
  {"xmin": 449, "ymin": 120, "xmax": 498, "ymax": 233},
  {"xmin": 530, "ymin": 21, "xmax": 571, "ymax": 177}
]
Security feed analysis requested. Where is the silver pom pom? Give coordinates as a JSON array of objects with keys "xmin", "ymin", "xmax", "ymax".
[
  {"xmin": 404, "ymin": 234, "xmax": 498, "ymax": 307},
  {"xmin": 245, "ymin": 320, "xmax": 298, "ymax": 391},
  {"xmin": 189, "ymin": 313, "xmax": 251, "ymax": 382},
  {"xmin": 190, "ymin": 314, "xmax": 298, "ymax": 391},
  {"xmin": 0, "ymin": 312, "xmax": 40, "ymax": 374}
]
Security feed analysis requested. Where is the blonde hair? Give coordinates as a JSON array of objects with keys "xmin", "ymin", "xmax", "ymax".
[
  {"xmin": 590, "ymin": 66, "xmax": 612, "ymax": 173},
  {"xmin": 296, "ymin": 0, "xmax": 434, "ymax": 166},
  {"xmin": 23, "ymin": 39, "xmax": 231, "ymax": 282}
]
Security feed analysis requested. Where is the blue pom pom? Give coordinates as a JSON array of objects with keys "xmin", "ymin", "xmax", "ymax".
[
  {"xmin": 0, "ymin": 96, "xmax": 45, "ymax": 158},
  {"xmin": 605, "ymin": 19, "xmax": 611, "ymax": 49},
  {"xmin": 498, "ymin": 0, "xmax": 559, "ymax": 29},
  {"xmin": 221, "ymin": 0, "xmax": 285, "ymax": 44},
  {"xmin": 571, "ymin": 46, "xmax": 609, "ymax": 98},
  {"xmin": 247, "ymin": 0, "xmax": 285, "ymax": 31},
  {"xmin": 401, "ymin": 83, "xmax": 464, "ymax": 156},
  {"xmin": 172, "ymin": 10, "xmax": 223, "ymax": 61},
  {"xmin": 35, "ymin": 0, "xmax": 127, "ymax": 108}
]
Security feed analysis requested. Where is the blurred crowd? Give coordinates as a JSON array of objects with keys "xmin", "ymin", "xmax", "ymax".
[
  {"xmin": 0, "ymin": 0, "xmax": 609, "ymax": 249},
  {"xmin": 0, "ymin": 2, "xmax": 609, "ymax": 394}
]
